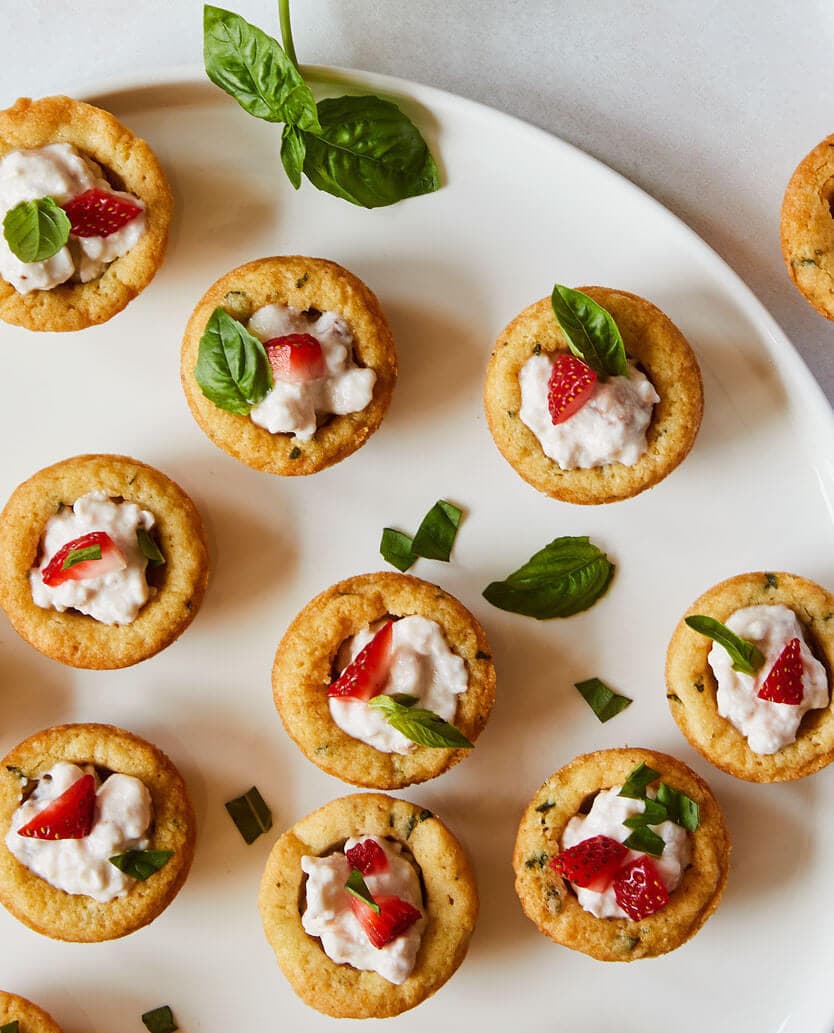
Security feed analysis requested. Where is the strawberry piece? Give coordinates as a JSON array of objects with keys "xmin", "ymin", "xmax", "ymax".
[
  {"xmin": 17, "ymin": 773, "xmax": 96, "ymax": 840},
  {"xmin": 350, "ymin": 893, "xmax": 422, "ymax": 949},
  {"xmin": 346, "ymin": 839, "xmax": 389, "ymax": 876},
  {"xmin": 547, "ymin": 354, "xmax": 598, "ymax": 424},
  {"xmin": 62, "ymin": 188, "xmax": 142, "ymax": 238},
  {"xmin": 41, "ymin": 531, "xmax": 126, "ymax": 588},
  {"xmin": 613, "ymin": 855, "xmax": 669, "ymax": 920},
  {"xmin": 328, "ymin": 621, "xmax": 393, "ymax": 701},
  {"xmin": 264, "ymin": 333, "xmax": 326, "ymax": 382},
  {"xmin": 551, "ymin": 834, "xmax": 628, "ymax": 892},
  {"xmin": 757, "ymin": 638, "xmax": 804, "ymax": 705}
]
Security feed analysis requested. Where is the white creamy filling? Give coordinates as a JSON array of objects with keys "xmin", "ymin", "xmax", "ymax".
[
  {"xmin": 29, "ymin": 491, "xmax": 156, "ymax": 626},
  {"xmin": 301, "ymin": 836, "xmax": 425, "ymax": 985},
  {"xmin": 708, "ymin": 604, "xmax": 829, "ymax": 754},
  {"xmin": 0, "ymin": 142, "xmax": 146, "ymax": 293},
  {"xmin": 6, "ymin": 761, "xmax": 152, "ymax": 903},
  {"xmin": 561, "ymin": 786, "xmax": 691, "ymax": 919},
  {"xmin": 518, "ymin": 354, "xmax": 659, "ymax": 469},
  {"xmin": 329, "ymin": 615, "xmax": 468, "ymax": 754},
  {"xmin": 247, "ymin": 304, "xmax": 376, "ymax": 440}
]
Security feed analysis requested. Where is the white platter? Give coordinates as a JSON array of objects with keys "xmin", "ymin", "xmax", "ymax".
[{"xmin": 1, "ymin": 67, "xmax": 833, "ymax": 1033}]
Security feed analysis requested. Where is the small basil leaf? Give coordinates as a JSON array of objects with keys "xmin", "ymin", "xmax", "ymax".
[
  {"xmin": 109, "ymin": 849, "xmax": 174, "ymax": 881},
  {"xmin": 482, "ymin": 535, "xmax": 614, "ymax": 620},
  {"xmin": 550, "ymin": 284, "xmax": 629, "ymax": 380},
  {"xmin": 195, "ymin": 307, "xmax": 272, "ymax": 415},
  {"xmin": 345, "ymin": 867, "xmax": 380, "ymax": 913},
  {"xmin": 623, "ymin": 826, "xmax": 665, "ymax": 857},
  {"xmin": 137, "ymin": 528, "xmax": 165, "ymax": 566},
  {"xmin": 368, "ymin": 695, "xmax": 473, "ymax": 748},
  {"xmin": 203, "ymin": 5, "xmax": 320, "ymax": 130},
  {"xmin": 225, "ymin": 786, "xmax": 273, "ymax": 844},
  {"xmin": 623, "ymin": 798, "xmax": 668, "ymax": 828},
  {"xmin": 280, "ymin": 123, "xmax": 306, "ymax": 189},
  {"xmin": 3, "ymin": 196, "xmax": 71, "ymax": 262},
  {"xmin": 62, "ymin": 544, "xmax": 101, "ymax": 570},
  {"xmin": 411, "ymin": 499, "xmax": 462, "ymax": 562},
  {"xmin": 684, "ymin": 615, "xmax": 765, "ymax": 675},
  {"xmin": 141, "ymin": 1006, "xmax": 177, "ymax": 1033},
  {"xmin": 656, "ymin": 782, "xmax": 700, "ymax": 832},
  {"xmin": 574, "ymin": 677, "xmax": 632, "ymax": 723},
  {"xmin": 301, "ymin": 95, "xmax": 440, "ymax": 209},
  {"xmin": 380, "ymin": 527, "xmax": 416, "ymax": 572},
  {"xmin": 618, "ymin": 762, "xmax": 661, "ymax": 799}
]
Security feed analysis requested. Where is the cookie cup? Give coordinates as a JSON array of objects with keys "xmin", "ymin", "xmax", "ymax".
[
  {"xmin": 0, "ymin": 991, "xmax": 63, "ymax": 1033},
  {"xmin": 484, "ymin": 288, "xmax": 703, "ymax": 504},
  {"xmin": 513, "ymin": 748, "xmax": 729, "ymax": 961},
  {"xmin": 272, "ymin": 572, "xmax": 495, "ymax": 788},
  {"xmin": 0, "ymin": 723, "xmax": 196, "ymax": 942},
  {"xmin": 259, "ymin": 792, "xmax": 478, "ymax": 1019},
  {"xmin": 0, "ymin": 453, "xmax": 209, "ymax": 669},
  {"xmin": 181, "ymin": 256, "xmax": 397, "ymax": 476},
  {"xmin": 666, "ymin": 572, "xmax": 834, "ymax": 781},
  {"xmin": 0, "ymin": 95, "xmax": 172, "ymax": 331}
]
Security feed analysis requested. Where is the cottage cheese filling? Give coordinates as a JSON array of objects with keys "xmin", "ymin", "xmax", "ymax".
[
  {"xmin": 708, "ymin": 604, "xmax": 829, "ymax": 754},
  {"xmin": 6, "ymin": 762, "xmax": 152, "ymax": 903},
  {"xmin": 247, "ymin": 304, "xmax": 376, "ymax": 440},
  {"xmin": 301, "ymin": 836, "xmax": 425, "ymax": 984},
  {"xmin": 29, "ymin": 491, "xmax": 157, "ymax": 626},
  {"xmin": 329, "ymin": 616, "xmax": 468, "ymax": 754},
  {"xmin": 561, "ymin": 786, "xmax": 691, "ymax": 919},
  {"xmin": 519, "ymin": 354, "xmax": 659, "ymax": 469},
  {"xmin": 0, "ymin": 143, "xmax": 146, "ymax": 293}
]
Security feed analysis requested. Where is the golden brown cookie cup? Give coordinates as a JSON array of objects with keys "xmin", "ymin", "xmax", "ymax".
[
  {"xmin": 484, "ymin": 287, "xmax": 703, "ymax": 504},
  {"xmin": 513, "ymin": 748, "xmax": 729, "ymax": 961},
  {"xmin": 0, "ymin": 95, "xmax": 172, "ymax": 331},
  {"xmin": 0, "ymin": 991, "xmax": 64, "ymax": 1033},
  {"xmin": 0, "ymin": 453, "xmax": 209, "ymax": 669},
  {"xmin": 666, "ymin": 572, "xmax": 834, "ymax": 782},
  {"xmin": 181, "ymin": 256, "xmax": 397, "ymax": 476},
  {"xmin": 272, "ymin": 572, "xmax": 495, "ymax": 789},
  {"xmin": 259, "ymin": 792, "xmax": 478, "ymax": 1019},
  {"xmin": 0, "ymin": 723, "xmax": 196, "ymax": 943}
]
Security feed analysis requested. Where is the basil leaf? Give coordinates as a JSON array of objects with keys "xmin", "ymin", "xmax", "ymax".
[
  {"xmin": 684, "ymin": 615, "xmax": 765, "ymax": 675},
  {"xmin": 109, "ymin": 849, "xmax": 174, "ymax": 881},
  {"xmin": 62, "ymin": 544, "xmax": 101, "ymax": 570},
  {"xmin": 137, "ymin": 528, "xmax": 165, "ymax": 566},
  {"xmin": 280, "ymin": 123, "xmax": 306, "ymax": 189},
  {"xmin": 411, "ymin": 500, "xmax": 462, "ymax": 562},
  {"xmin": 195, "ymin": 307, "xmax": 272, "ymax": 415},
  {"xmin": 623, "ymin": 826, "xmax": 665, "ymax": 857},
  {"xmin": 575, "ymin": 677, "xmax": 632, "ymax": 723},
  {"xmin": 368, "ymin": 695, "xmax": 473, "ymax": 749},
  {"xmin": 380, "ymin": 528, "xmax": 416, "ymax": 572},
  {"xmin": 141, "ymin": 1006, "xmax": 177, "ymax": 1033},
  {"xmin": 301, "ymin": 95, "xmax": 440, "ymax": 208},
  {"xmin": 550, "ymin": 285, "xmax": 628, "ymax": 380},
  {"xmin": 623, "ymin": 798, "xmax": 668, "ymax": 828},
  {"xmin": 1, "ymin": 1022, "xmax": 20, "ymax": 1033},
  {"xmin": 225, "ymin": 786, "xmax": 273, "ymax": 844},
  {"xmin": 656, "ymin": 782, "xmax": 700, "ymax": 832},
  {"xmin": 3, "ymin": 196, "xmax": 70, "ymax": 263},
  {"xmin": 345, "ymin": 867, "xmax": 380, "ymax": 913},
  {"xmin": 482, "ymin": 535, "xmax": 614, "ymax": 620},
  {"xmin": 618, "ymin": 762, "xmax": 661, "ymax": 799},
  {"xmin": 203, "ymin": 5, "xmax": 320, "ymax": 130}
]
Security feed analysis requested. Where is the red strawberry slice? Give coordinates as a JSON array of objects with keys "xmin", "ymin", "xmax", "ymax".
[
  {"xmin": 350, "ymin": 893, "xmax": 422, "ymax": 949},
  {"xmin": 264, "ymin": 333, "xmax": 326, "ymax": 382},
  {"xmin": 328, "ymin": 621, "xmax": 393, "ymax": 701},
  {"xmin": 551, "ymin": 834, "xmax": 628, "ymax": 892},
  {"xmin": 41, "ymin": 531, "xmax": 126, "ymax": 588},
  {"xmin": 346, "ymin": 839, "xmax": 389, "ymax": 876},
  {"xmin": 62, "ymin": 188, "xmax": 143, "ymax": 238},
  {"xmin": 757, "ymin": 638, "xmax": 804, "ymax": 705},
  {"xmin": 547, "ymin": 354, "xmax": 598, "ymax": 424},
  {"xmin": 17, "ymin": 773, "xmax": 96, "ymax": 840},
  {"xmin": 612, "ymin": 855, "xmax": 669, "ymax": 920}
]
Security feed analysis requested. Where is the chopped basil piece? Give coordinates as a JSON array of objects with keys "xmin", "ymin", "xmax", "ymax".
[
  {"xmin": 410, "ymin": 500, "xmax": 462, "ymax": 562},
  {"xmin": 1, "ymin": 1021, "xmax": 20, "ymax": 1033},
  {"xmin": 141, "ymin": 1006, "xmax": 178, "ymax": 1033},
  {"xmin": 618, "ymin": 763, "xmax": 660, "ymax": 799},
  {"xmin": 656, "ymin": 782, "xmax": 700, "ymax": 832},
  {"xmin": 368, "ymin": 694, "xmax": 473, "ymax": 749},
  {"xmin": 5, "ymin": 765, "xmax": 27, "ymax": 780},
  {"xmin": 195, "ymin": 307, "xmax": 272, "ymax": 415},
  {"xmin": 685, "ymin": 615, "xmax": 765, "ymax": 675},
  {"xmin": 225, "ymin": 785, "xmax": 273, "ymax": 843},
  {"xmin": 62, "ymin": 544, "xmax": 101, "ymax": 570},
  {"xmin": 137, "ymin": 528, "xmax": 165, "ymax": 566},
  {"xmin": 288, "ymin": 445, "xmax": 302, "ymax": 459},
  {"xmin": 550, "ymin": 284, "xmax": 628, "ymax": 380},
  {"xmin": 623, "ymin": 798, "xmax": 668, "ymax": 828},
  {"xmin": 109, "ymin": 849, "xmax": 174, "ymax": 880},
  {"xmin": 575, "ymin": 677, "xmax": 632, "ymax": 723},
  {"xmin": 380, "ymin": 527, "xmax": 416, "ymax": 572},
  {"xmin": 623, "ymin": 826, "xmax": 665, "ymax": 857},
  {"xmin": 3, "ymin": 195, "xmax": 71, "ymax": 262},
  {"xmin": 345, "ymin": 866, "xmax": 380, "ymax": 913}
]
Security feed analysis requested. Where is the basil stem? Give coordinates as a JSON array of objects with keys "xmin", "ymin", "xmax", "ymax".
[
  {"xmin": 344, "ymin": 867, "xmax": 380, "ymax": 913},
  {"xmin": 225, "ymin": 786, "xmax": 273, "ymax": 844},
  {"xmin": 684, "ymin": 615, "xmax": 765, "ymax": 675},
  {"xmin": 574, "ymin": 677, "xmax": 632, "ymax": 723},
  {"xmin": 278, "ymin": 0, "xmax": 298, "ymax": 68}
]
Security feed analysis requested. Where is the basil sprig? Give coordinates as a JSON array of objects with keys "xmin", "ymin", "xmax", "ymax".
[
  {"xmin": 137, "ymin": 528, "xmax": 165, "ymax": 566},
  {"xmin": 63, "ymin": 544, "xmax": 101, "ymax": 570},
  {"xmin": 380, "ymin": 499, "xmax": 463, "ymax": 571},
  {"xmin": 684, "ymin": 615, "xmax": 765, "ymax": 676},
  {"xmin": 482, "ymin": 535, "xmax": 614, "ymax": 619},
  {"xmin": 3, "ymin": 196, "xmax": 70, "ymax": 262},
  {"xmin": 368, "ymin": 693, "xmax": 473, "ymax": 749},
  {"xmin": 550, "ymin": 285, "xmax": 628, "ymax": 380},
  {"xmin": 195, "ymin": 307, "xmax": 272, "ymax": 414},
  {"xmin": 617, "ymin": 762, "xmax": 701, "ymax": 854},
  {"xmin": 141, "ymin": 1006, "xmax": 178, "ymax": 1033},
  {"xmin": 109, "ymin": 849, "xmax": 174, "ymax": 881},
  {"xmin": 1, "ymin": 1021, "xmax": 20, "ymax": 1033},
  {"xmin": 345, "ymin": 867, "xmax": 380, "ymax": 913},
  {"xmin": 575, "ymin": 677, "xmax": 632, "ymax": 723},
  {"xmin": 225, "ymin": 785, "xmax": 273, "ymax": 844}
]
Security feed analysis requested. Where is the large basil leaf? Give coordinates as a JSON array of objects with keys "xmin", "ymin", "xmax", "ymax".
[
  {"xmin": 194, "ymin": 307, "xmax": 272, "ymax": 415},
  {"xmin": 482, "ymin": 535, "xmax": 614, "ymax": 619},
  {"xmin": 301, "ymin": 95, "xmax": 440, "ymax": 208},
  {"xmin": 280, "ymin": 123, "xmax": 306, "ymax": 189},
  {"xmin": 3, "ymin": 196, "xmax": 70, "ymax": 262},
  {"xmin": 550, "ymin": 285, "xmax": 628, "ymax": 379},
  {"xmin": 684, "ymin": 615, "xmax": 765, "ymax": 675},
  {"xmin": 204, "ymin": 5, "xmax": 320, "ymax": 130}
]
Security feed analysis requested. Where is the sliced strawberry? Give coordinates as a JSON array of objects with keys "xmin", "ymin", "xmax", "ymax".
[
  {"xmin": 17, "ymin": 773, "xmax": 96, "ymax": 840},
  {"xmin": 613, "ymin": 855, "xmax": 669, "ymax": 920},
  {"xmin": 350, "ymin": 893, "xmax": 422, "ymax": 949},
  {"xmin": 41, "ymin": 531, "xmax": 126, "ymax": 588},
  {"xmin": 547, "ymin": 354, "xmax": 597, "ymax": 424},
  {"xmin": 62, "ymin": 188, "xmax": 142, "ymax": 238},
  {"xmin": 264, "ymin": 333, "xmax": 326, "ymax": 382},
  {"xmin": 551, "ymin": 834, "xmax": 629, "ymax": 892},
  {"xmin": 346, "ymin": 839, "xmax": 389, "ymax": 876},
  {"xmin": 757, "ymin": 637, "xmax": 804, "ymax": 705},
  {"xmin": 328, "ymin": 621, "xmax": 393, "ymax": 701}
]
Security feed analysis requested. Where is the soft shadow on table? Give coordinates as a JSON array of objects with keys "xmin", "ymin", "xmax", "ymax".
[{"xmin": 0, "ymin": 642, "xmax": 73, "ymax": 748}]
